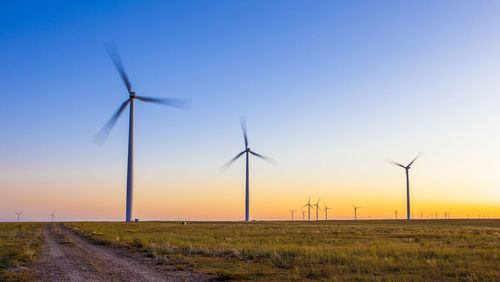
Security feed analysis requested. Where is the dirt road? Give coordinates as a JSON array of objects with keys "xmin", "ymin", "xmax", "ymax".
[{"xmin": 33, "ymin": 223, "xmax": 209, "ymax": 281}]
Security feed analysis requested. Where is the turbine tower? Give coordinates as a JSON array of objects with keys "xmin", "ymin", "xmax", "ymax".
[
  {"xmin": 388, "ymin": 154, "xmax": 421, "ymax": 220},
  {"xmin": 221, "ymin": 118, "xmax": 274, "ymax": 222},
  {"xmin": 353, "ymin": 205, "xmax": 360, "ymax": 220},
  {"xmin": 395, "ymin": 210, "xmax": 398, "ymax": 220},
  {"xmin": 289, "ymin": 209, "xmax": 296, "ymax": 221},
  {"xmin": 49, "ymin": 210, "xmax": 55, "ymax": 222},
  {"xmin": 323, "ymin": 203, "xmax": 331, "ymax": 221},
  {"xmin": 302, "ymin": 210, "xmax": 306, "ymax": 221},
  {"xmin": 95, "ymin": 42, "xmax": 191, "ymax": 222},
  {"xmin": 14, "ymin": 211, "xmax": 23, "ymax": 222},
  {"xmin": 304, "ymin": 196, "xmax": 313, "ymax": 221}
]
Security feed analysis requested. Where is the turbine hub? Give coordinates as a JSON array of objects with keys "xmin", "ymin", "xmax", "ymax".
[
  {"xmin": 246, "ymin": 148, "xmax": 250, "ymax": 152},
  {"xmin": 130, "ymin": 91, "xmax": 136, "ymax": 98}
]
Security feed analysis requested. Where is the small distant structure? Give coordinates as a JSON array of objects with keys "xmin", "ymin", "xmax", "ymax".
[
  {"xmin": 353, "ymin": 205, "xmax": 360, "ymax": 220},
  {"xmin": 134, "ymin": 218, "xmax": 139, "ymax": 222},
  {"xmin": 313, "ymin": 199, "xmax": 321, "ymax": 221},
  {"xmin": 49, "ymin": 210, "xmax": 56, "ymax": 222},
  {"xmin": 323, "ymin": 203, "xmax": 331, "ymax": 221},
  {"xmin": 304, "ymin": 196, "xmax": 313, "ymax": 221},
  {"xmin": 14, "ymin": 211, "xmax": 23, "ymax": 222},
  {"xmin": 289, "ymin": 209, "xmax": 296, "ymax": 221},
  {"xmin": 395, "ymin": 210, "xmax": 398, "ymax": 220}
]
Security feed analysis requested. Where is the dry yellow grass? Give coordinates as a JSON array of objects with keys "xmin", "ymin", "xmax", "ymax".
[{"xmin": 66, "ymin": 219, "xmax": 500, "ymax": 280}]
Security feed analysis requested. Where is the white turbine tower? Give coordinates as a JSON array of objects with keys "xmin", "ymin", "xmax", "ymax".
[
  {"xmin": 388, "ymin": 154, "xmax": 421, "ymax": 220},
  {"xmin": 221, "ymin": 118, "xmax": 274, "ymax": 222},
  {"xmin": 14, "ymin": 211, "xmax": 23, "ymax": 222},
  {"xmin": 95, "ymin": 42, "xmax": 191, "ymax": 222}
]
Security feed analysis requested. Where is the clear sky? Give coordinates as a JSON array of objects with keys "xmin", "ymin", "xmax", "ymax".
[{"xmin": 1, "ymin": 0, "xmax": 500, "ymax": 221}]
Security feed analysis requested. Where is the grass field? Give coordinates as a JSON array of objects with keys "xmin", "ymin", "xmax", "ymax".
[
  {"xmin": 66, "ymin": 219, "xmax": 500, "ymax": 280},
  {"xmin": 0, "ymin": 223, "xmax": 44, "ymax": 281}
]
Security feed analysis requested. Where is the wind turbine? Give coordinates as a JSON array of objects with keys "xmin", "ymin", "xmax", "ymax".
[
  {"xmin": 353, "ymin": 205, "xmax": 360, "ymax": 220},
  {"xmin": 388, "ymin": 154, "xmax": 421, "ymax": 220},
  {"xmin": 302, "ymin": 210, "xmax": 306, "ymax": 221},
  {"xmin": 323, "ymin": 203, "xmax": 331, "ymax": 221},
  {"xmin": 304, "ymin": 196, "xmax": 313, "ymax": 221},
  {"xmin": 14, "ymin": 211, "xmax": 23, "ymax": 222},
  {"xmin": 395, "ymin": 210, "xmax": 398, "ymax": 220},
  {"xmin": 49, "ymin": 210, "xmax": 55, "ymax": 222},
  {"xmin": 289, "ymin": 209, "xmax": 296, "ymax": 221},
  {"xmin": 313, "ymin": 199, "xmax": 321, "ymax": 221},
  {"xmin": 221, "ymin": 118, "xmax": 274, "ymax": 222},
  {"xmin": 95, "ymin": 42, "xmax": 191, "ymax": 222}
]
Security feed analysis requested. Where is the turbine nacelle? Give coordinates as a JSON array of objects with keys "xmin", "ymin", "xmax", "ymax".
[{"xmin": 129, "ymin": 91, "xmax": 136, "ymax": 98}]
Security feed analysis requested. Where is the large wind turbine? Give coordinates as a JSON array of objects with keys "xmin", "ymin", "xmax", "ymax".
[
  {"xmin": 14, "ymin": 211, "xmax": 23, "ymax": 222},
  {"xmin": 95, "ymin": 42, "xmax": 191, "ymax": 222},
  {"xmin": 221, "ymin": 118, "xmax": 274, "ymax": 222},
  {"xmin": 388, "ymin": 154, "xmax": 421, "ymax": 220}
]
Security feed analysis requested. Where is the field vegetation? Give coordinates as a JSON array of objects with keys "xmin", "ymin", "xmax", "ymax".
[
  {"xmin": 66, "ymin": 219, "xmax": 500, "ymax": 280},
  {"xmin": 0, "ymin": 223, "xmax": 44, "ymax": 281}
]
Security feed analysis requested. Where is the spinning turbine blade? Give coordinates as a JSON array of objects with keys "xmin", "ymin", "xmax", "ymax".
[
  {"xmin": 93, "ymin": 99, "xmax": 130, "ymax": 144},
  {"xmin": 135, "ymin": 96, "xmax": 192, "ymax": 110},
  {"xmin": 240, "ymin": 117, "xmax": 248, "ymax": 149},
  {"xmin": 407, "ymin": 153, "xmax": 422, "ymax": 167},
  {"xmin": 249, "ymin": 151, "xmax": 276, "ymax": 164},
  {"xmin": 387, "ymin": 159, "xmax": 406, "ymax": 168},
  {"xmin": 104, "ymin": 41, "xmax": 132, "ymax": 93},
  {"xmin": 220, "ymin": 151, "xmax": 246, "ymax": 171}
]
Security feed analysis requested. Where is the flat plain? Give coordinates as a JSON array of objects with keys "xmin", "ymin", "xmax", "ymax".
[{"xmin": 1, "ymin": 220, "xmax": 499, "ymax": 281}]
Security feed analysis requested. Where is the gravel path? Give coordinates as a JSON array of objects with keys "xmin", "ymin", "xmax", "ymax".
[{"xmin": 33, "ymin": 223, "xmax": 210, "ymax": 281}]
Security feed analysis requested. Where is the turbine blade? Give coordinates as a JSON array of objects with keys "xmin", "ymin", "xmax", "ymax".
[
  {"xmin": 220, "ymin": 151, "xmax": 246, "ymax": 171},
  {"xmin": 249, "ymin": 151, "xmax": 276, "ymax": 164},
  {"xmin": 387, "ymin": 159, "xmax": 406, "ymax": 168},
  {"xmin": 104, "ymin": 41, "xmax": 132, "ymax": 93},
  {"xmin": 93, "ymin": 99, "xmax": 130, "ymax": 144},
  {"xmin": 135, "ymin": 96, "xmax": 192, "ymax": 110},
  {"xmin": 240, "ymin": 117, "xmax": 248, "ymax": 149},
  {"xmin": 407, "ymin": 153, "xmax": 422, "ymax": 167}
]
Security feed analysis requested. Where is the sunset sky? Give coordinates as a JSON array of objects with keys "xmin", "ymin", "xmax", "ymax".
[{"xmin": 1, "ymin": 1, "xmax": 500, "ymax": 221}]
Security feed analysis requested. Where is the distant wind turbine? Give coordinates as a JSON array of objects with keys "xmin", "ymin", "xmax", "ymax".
[
  {"xmin": 302, "ymin": 210, "xmax": 306, "ymax": 221},
  {"xmin": 395, "ymin": 210, "xmax": 398, "ymax": 220},
  {"xmin": 314, "ymin": 199, "xmax": 321, "ymax": 221},
  {"xmin": 323, "ymin": 203, "xmax": 331, "ymax": 221},
  {"xmin": 49, "ymin": 210, "xmax": 55, "ymax": 222},
  {"xmin": 14, "ymin": 211, "xmax": 23, "ymax": 222},
  {"xmin": 388, "ymin": 153, "xmax": 421, "ymax": 220},
  {"xmin": 353, "ymin": 205, "xmax": 360, "ymax": 220},
  {"xmin": 289, "ymin": 209, "xmax": 296, "ymax": 221},
  {"xmin": 304, "ymin": 196, "xmax": 313, "ymax": 221},
  {"xmin": 95, "ymin": 42, "xmax": 191, "ymax": 222},
  {"xmin": 221, "ymin": 118, "xmax": 275, "ymax": 222}
]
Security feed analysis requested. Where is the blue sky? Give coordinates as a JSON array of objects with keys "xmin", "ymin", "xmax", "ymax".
[{"xmin": 1, "ymin": 1, "xmax": 500, "ymax": 221}]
